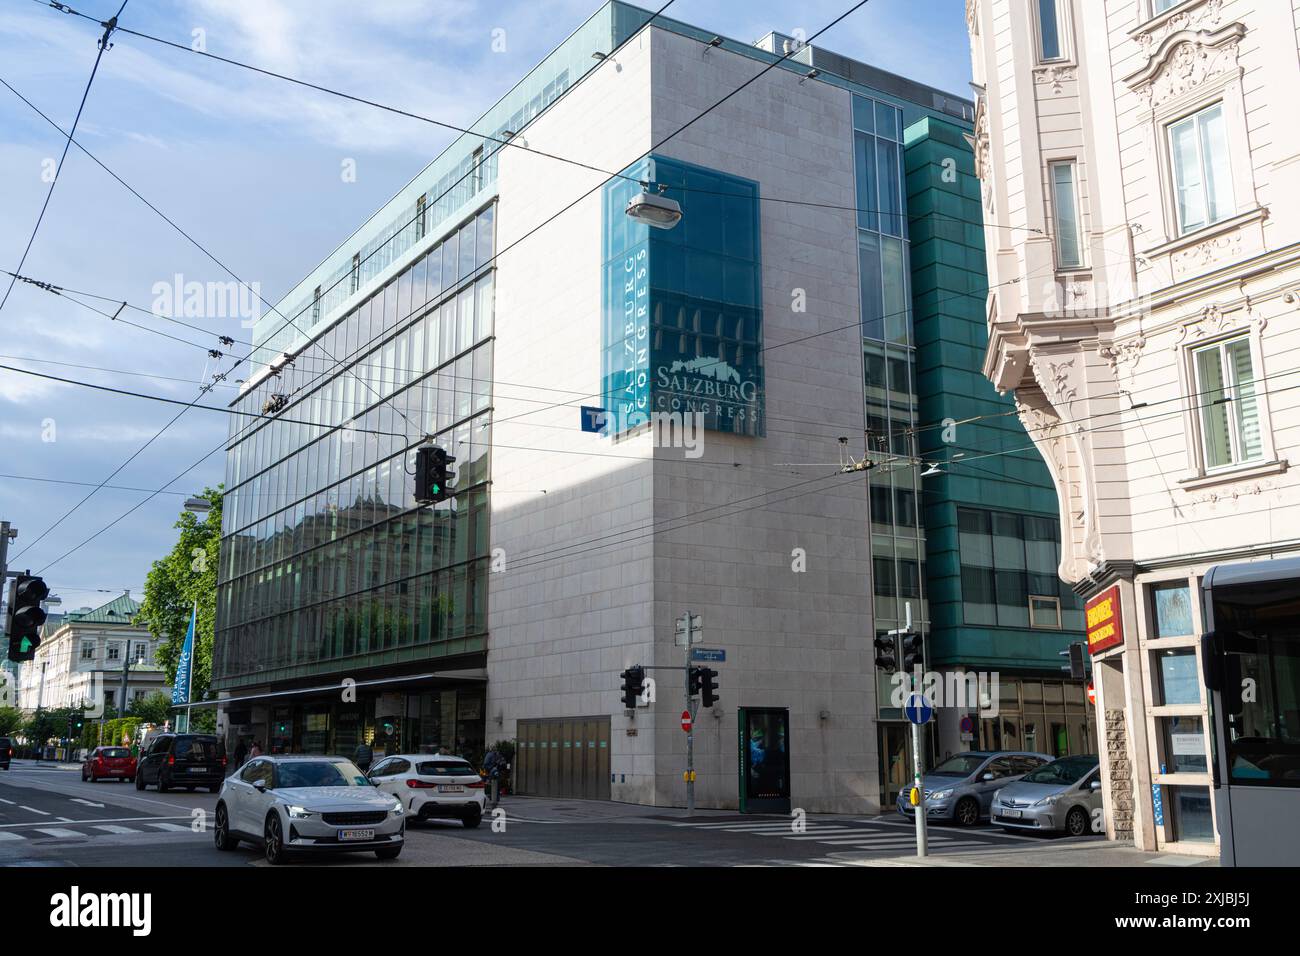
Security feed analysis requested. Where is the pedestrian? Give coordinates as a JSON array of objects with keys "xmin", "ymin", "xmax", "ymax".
[
  {"xmin": 249, "ymin": 740, "xmax": 262, "ymax": 759},
  {"xmin": 352, "ymin": 740, "xmax": 373, "ymax": 772},
  {"xmin": 233, "ymin": 738, "xmax": 247, "ymax": 769}
]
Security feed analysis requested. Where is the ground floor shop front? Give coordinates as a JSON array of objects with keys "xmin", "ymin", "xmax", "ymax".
[{"xmin": 215, "ymin": 670, "xmax": 489, "ymax": 770}]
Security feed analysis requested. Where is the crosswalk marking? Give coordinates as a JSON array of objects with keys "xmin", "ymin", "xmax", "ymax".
[
  {"xmin": 34, "ymin": 827, "xmax": 83, "ymax": 839},
  {"xmin": 0, "ymin": 831, "xmax": 23, "ymax": 841},
  {"xmin": 147, "ymin": 822, "xmax": 191, "ymax": 832},
  {"xmin": 93, "ymin": 825, "xmax": 138, "ymax": 834}
]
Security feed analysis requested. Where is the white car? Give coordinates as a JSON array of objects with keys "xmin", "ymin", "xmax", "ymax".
[
  {"xmin": 214, "ymin": 755, "xmax": 405, "ymax": 864},
  {"xmin": 368, "ymin": 754, "xmax": 487, "ymax": 828}
]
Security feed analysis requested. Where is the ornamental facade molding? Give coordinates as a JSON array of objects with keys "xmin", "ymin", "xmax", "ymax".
[
  {"xmin": 1099, "ymin": 335, "xmax": 1147, "ymax": 377},
  {"xmin": 1172, "ymin": 230, "xmax": 1243, "ymax": 278},
  {"xmin": 1169, "ymin": 301, "xmax": 1266, "ymax": 351},
  {"xmin": 1123, "ymin": 22, "xmax": 1245, "ymax": 110},
  {"xmin": 1033, "ymin": 64, "xmax": 1076, "ymax": 95},
  {"xmin": 1131, "ymin": 0, "xmax": 1224, "ymax": 55}
]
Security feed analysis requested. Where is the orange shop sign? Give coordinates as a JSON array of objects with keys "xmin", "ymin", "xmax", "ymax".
[{"xmin": 1085, "ymin": 585, "xmax": 1124, "ymax": 656}]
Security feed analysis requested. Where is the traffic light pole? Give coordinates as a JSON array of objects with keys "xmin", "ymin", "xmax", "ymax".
[
  {"xmin": 685, "ymin": 637, "xmax": 695, "ymax": 817},
  {"xmin": 910, "ymin": 667, "xmax": 928, "ymax": 858}
]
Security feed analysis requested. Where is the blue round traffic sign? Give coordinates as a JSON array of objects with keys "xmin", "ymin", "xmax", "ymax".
[{"xmin": 904, "ymin": 693, "xmax": 934, "ymax": 725}]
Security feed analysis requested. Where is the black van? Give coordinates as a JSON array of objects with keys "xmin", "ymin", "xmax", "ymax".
[{"xmin": 135, "ymin": 734, "xmax": 226, "ymax": 792}]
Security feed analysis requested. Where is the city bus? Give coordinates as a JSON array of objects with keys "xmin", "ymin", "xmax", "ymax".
[{"xmin": 1201, "ymin": 556, "xmax": 1300, "ymax": 866}]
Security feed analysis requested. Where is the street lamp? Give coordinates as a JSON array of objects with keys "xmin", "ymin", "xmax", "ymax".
[
  {"xmin": 184, "ymin": 497, "xmax": 212, "ymax": 514},
  {"xmin": 625, "ymin": 187, "xmax": 683, "ymax": 229}
]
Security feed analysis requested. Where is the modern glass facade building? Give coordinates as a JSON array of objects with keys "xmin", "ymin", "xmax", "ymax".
[{"xmin": 213, "ymin": 2, "xmax": 1069, "ymax": 810}]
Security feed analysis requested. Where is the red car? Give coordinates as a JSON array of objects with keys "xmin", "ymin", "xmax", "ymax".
[{"xmin": 82, "ymin": 745, "xmax": 137, "ymax": 783}]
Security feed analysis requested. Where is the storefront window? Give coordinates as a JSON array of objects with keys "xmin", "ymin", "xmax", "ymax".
[
  {"xmin": 1152, "ymin": 582, "xmax": 1193, "ymax": 637},
  {"xmin": 1156, "ymin": 648, "xmax": 1201, "ymax": 706},
  {"xmin": 1169, "ymin": 786, "xmax": 1215, "ymax": 842},
  {"xmin": 1161, "ymin": 715, "xmax": 1208, "ymax": 773}
]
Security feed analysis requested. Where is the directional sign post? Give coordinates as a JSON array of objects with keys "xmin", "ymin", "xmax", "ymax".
[
  {"xmin": 677, "ymin": 611, "xmax": 703, "ymax": 815},
  {"xmin": 904, "ymin": 693, "xmax": 934, "ymax": 725}
]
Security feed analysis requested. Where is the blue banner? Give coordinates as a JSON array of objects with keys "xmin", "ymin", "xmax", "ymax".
[{"xmin": 172, "ymin": 604, "xmax": 196, "ymax": 706}]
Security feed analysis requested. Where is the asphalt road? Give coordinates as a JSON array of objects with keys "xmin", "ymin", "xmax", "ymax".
[{"xmin": 0, "ymin": 761, "xmax": 1100, "ymax": 867}]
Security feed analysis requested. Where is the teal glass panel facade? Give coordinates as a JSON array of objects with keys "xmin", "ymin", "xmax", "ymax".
[
  {"xmin": 601, "ymin": 155, "xmax": 765, "ymax": 437},
  {"xmin": 904, "ymin": 116, "xmax": 1084, "ymax": 671}
]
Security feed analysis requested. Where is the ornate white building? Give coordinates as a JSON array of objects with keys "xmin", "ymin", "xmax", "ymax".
[{"xmin": 965, "ymin": 0, "xmax": 1300, "ymax": 854}]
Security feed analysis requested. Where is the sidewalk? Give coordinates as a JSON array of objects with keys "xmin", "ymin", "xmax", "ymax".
[
  {"xmin": 838, "ymin": 840, "xmax": 1218, "ymax": 867},
  {"xmin": 4, "ymin": 758, "xmax": 82, "ymax": 771}
]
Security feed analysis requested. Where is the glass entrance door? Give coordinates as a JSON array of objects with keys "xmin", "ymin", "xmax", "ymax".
[{"xmin": 880, "ymin": 723, "xmax": 912, "ymax": 807}]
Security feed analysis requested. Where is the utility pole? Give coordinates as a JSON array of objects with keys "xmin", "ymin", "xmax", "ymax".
[
  {"xmin": 675, "ymin": 611, "xmax": 702, "ymax": 815},
  {"xmin": 891, "ymin": 602, "xmax": 928, "ymax": 858}
]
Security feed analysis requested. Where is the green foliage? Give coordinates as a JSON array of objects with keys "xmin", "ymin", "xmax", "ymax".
[
  {"xmin": 489, "ymin": 739, "xmax": 516, "ymax": 762},
  {"xmin": 101, "ymin": 717, "xmax": 143, "ymax": 749},
  {"xmin": 0, "ymin": 706, "xmax": 24, "ymax": 736},
  {"xmin": 22, "ymin": 706, "xmax": 82, "ymax": 745},
  {"xmin": 127, "ymin": 691, "xmax": 173, "ymax": 725},
  {"xmin": 136, "ymin": 487, "xmax": 222, "ymax": 704}
]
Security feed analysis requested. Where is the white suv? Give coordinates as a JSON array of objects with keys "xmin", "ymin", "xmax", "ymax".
[
  {"xmin": 214, "ymin": 755, "xmax": 405, "ymax": 864},
  {"xmin": 368, "ymin": 754, "xmax": 487, "ymax": 828}
]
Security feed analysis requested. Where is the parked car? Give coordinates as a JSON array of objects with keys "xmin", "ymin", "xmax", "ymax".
[
  {"xmin": 82, "ymin": 745, "xmax": 136, "ymax": 783},
  {"xmin": 368, "ymin": 753, "xmax": 486, "ymax": 828},
  {"xmin": 896, "ymin": 750, "xmax": 1053, "ymax": 826},
  {"xmin": 135, "ymin": 733, "xmax": 226, "ymax": 793},
  {"xmin": 991, "ymin": 754, "xmax": 1102, "ymax": 836},
  {"xmin": 0, "ymin": 736, "xmax": 11, "ymax": 770},
  {"xmin": 213, "ymin": 755, "xmax": 405, "ymax": 864}
]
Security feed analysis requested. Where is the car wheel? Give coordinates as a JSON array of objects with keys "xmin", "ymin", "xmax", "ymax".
[
  {"xmin": 374, "ymin": 845, "xmax": 402, "ymax": 860},
  {"xmin": 81, "ymin": 768, "xmax": 88, "ymax": 782},
  {"xmin": 213, "ymin": 804, "xmax": 239, "ymax": 851},
  {"xmin": 264, "ymin": 814, "xmax": 289, "ymax": 865},
  {"xmin": 462, "ymin": 808, "xmax": 483, "ymax": 829},
  {"xmin": 157, "ymin": 773, "xmax": 169, "ymax": 793},
  {"xmin": 1065, "ymin": 806, "xmax": 1090, "ymax": 837},
  {"xmin": 135, "ymin": 771, "xmax": 145, "ymax": 791},
  {"xmin": 955, "ymin": 796, "xmax": 980, "ymax": 827}
]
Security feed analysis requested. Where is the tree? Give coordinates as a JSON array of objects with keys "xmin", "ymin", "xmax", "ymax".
[
  {"xmin": 127, "ymin": 691, "xmax": 173, "ymax": 725},
  {"xmin": 136, "ymin": 487, "xmax": 221, "ymax": 706},
  {"xmin": 0, "ymin": 706, "xmax": 24, "ymax": 736}
]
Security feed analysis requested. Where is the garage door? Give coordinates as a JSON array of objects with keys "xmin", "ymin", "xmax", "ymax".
[{"xmin": 516, "ymin": 716, "xmax": 610, "ymax": 800}]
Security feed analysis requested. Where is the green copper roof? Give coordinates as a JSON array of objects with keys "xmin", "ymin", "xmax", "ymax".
[{"xmin": 64, "ymin": 593, "xmax": 141, "ymax": 626}]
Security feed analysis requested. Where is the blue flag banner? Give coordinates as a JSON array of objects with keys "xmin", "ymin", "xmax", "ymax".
[{"xmin": 172, "ymin": 604, "xmax": 196, "ymax": 706}]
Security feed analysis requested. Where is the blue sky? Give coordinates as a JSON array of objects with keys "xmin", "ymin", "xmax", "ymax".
[{"xmin": 0, "ymin": 0, "xmax": 973, "ymax": 609}]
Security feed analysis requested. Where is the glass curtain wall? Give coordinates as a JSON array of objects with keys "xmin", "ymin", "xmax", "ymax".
[
  {"xmin": 855, "ymin": 94, "xmax": 925, "ymax": 697},
  {"xmin": 215, "ymin": 203, "xmax": 497, "ymax": 689}
]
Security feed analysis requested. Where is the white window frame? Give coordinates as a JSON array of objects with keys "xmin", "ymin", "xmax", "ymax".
[
  {"xmin": 106, "ymin": 642, "xmax": 121, "ymax": 662},
  {"xmin": 80, "ymin": 640, "xmax": 95, "ymax": 661},
  {"xmin": 1187, "ymin": 333, "xmax": 1268, "ymax": 474},
  {"xmin": 1028, "ymin": 594, "xmax": 1063, "ymax": 629},
  {"xmin": 1047, "ymin": 160, "xmax": 1085, "ymax": 269},
  {"xmin": 1166, "ymin": 103, "xmax": 1235, "ymax": 237},
  {"xmin": 1034, "ymin": 0, "xmax": 1072, "ymax": 64}
]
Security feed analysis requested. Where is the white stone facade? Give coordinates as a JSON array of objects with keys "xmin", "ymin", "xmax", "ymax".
[
  {"xmin": 488, "ymin": 25, "xmax": 879, "ymax": 813},
  {"xmin": 966, "ymin": 0, "xmax": 1300, "ymax": 852}
]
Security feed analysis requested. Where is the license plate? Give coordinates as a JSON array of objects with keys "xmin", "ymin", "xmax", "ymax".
[
  {"xmin": 437, "ymin": 785, "xmax": 464, "ymax": 793},
  {"xmin": 1003, "ymin": 809, "xmax": 1022, "ymax": 819},
  {"xmin": 188, "ymin": 767, "xmax": 208, "ymax": 773},
  {"xmin": 339, "ymin": 829, "xmax": 375, "ymax": 842}
]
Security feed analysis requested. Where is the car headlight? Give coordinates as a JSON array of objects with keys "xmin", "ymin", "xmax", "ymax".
[
  {"xmin": 929, "ymin": 788, "xmax": 953, "ymax": 801},
  {"xmin": 286, "ymin": 805, "xmax": 315, "ymax": 819},
  {"xmin": 391, "ymin": 800, "xmax": 405, "ymax": 816},
  {"xmin": 1033, "ymin": 793, "xmax": 1061, "ymax": 807},
  {"xmin": 993, "ymin": 789, "xmax": 1003, "ymax": 804}
]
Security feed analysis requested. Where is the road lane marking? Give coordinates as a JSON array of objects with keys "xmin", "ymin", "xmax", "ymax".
[
  {"xmin": 0, "ymin": 798, "xmax": 15, "ymax": 805},
  {"xmin": 92, "ymin": 825, "xmax": 138, "ymax": 834},
  {"xmin": 146, "ymin": 822, "xmax": 191, "ymax": 832},
  {"xmin": 0, "ymin": 815, "xmax": 192, "ymax": 829},
  {"xmin": 18, "ymin": 806, "xmax": 49, "ymax": 815},
  {"xmin": 70, "ymin": 798, "xmax": 105, "ymax": 808},
  {"xmin": 0, "ymin": 831, "xmax": 23, "ymax": 841},
  {"xmin": 34, "ymin": 827, "xmax": 83, "ymax": 839}
]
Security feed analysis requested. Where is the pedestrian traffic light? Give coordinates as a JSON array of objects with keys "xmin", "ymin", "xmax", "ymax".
[
  {"xmin": 687, "ymin": 666, "xmax": 701, "ymax": 697},
  {"xmin": 619, "ymin": 666, "xmax": 645, "ymax": 710},
  {"xmin": 900, "ymin": 631, "xmax": 925, "ymax": 672},
  {"xmin": 6, "ymin": 573, "xmax": 49, "ymax": 662},
  {"xmin": 874, "ymin": 633, "xmax": 898, "ymax": 673},
  {"xmin": 698, "ymin": 667, "xmax": 719, "ymax": 708},
  {"xmin": 414, "ymin": 445, "xmax": 455, "ymax": 504}
]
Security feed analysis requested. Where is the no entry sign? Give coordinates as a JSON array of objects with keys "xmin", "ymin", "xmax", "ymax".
[{"xmin": 681, "ymin": 710, "xmax": 692, "ymax": 733}]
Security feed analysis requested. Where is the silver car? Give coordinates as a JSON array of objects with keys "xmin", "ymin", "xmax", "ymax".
[
  {"xmin": 895, "ymin": 750, "xmax": 1053, "ymax": 826},
  {"xmin": 214, "ymin": 755, "xmax": 406, "ymax": 865},
  {"xmin": 991, "ymin": 754, "xmax": 1102, "ymax": 836}
]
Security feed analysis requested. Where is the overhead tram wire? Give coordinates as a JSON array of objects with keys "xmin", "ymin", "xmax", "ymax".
[
  {"xmin": 28, "ymin": 0, "xmax": 1038, "ymax": 236},
  {"xmin": 0, "ymin": 1, "xmax": 128, "ymax": 317}
]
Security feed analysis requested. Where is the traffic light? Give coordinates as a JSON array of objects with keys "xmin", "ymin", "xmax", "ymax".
[
  {"xmin": 619, "ymin": 666, "xmax": 645, "ymax": 709},
  {"xmin": 414, "ymin": 445, "xmax": 456, "ymax": 504},
  {"xmin": 687, "ymin": 666, "xmax": 701, "ymax": 697},
  {"xmin": 874, "ymin": 633, "xmax": 898, "ymax": 673},
  {"xmin": 698, "ymin": 667, "xmax": 719, "ymax": 708},
  {"xmin": 1060, "ymin": 641, "xmax": 1086, "ymax": 681},
  {"xmin": 6, "ymin": 573, "xmax": 49, "ymax": 662},
  {"xmin": 900, "ymin": 630, "xmax": 925, "ymax": 672}
]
